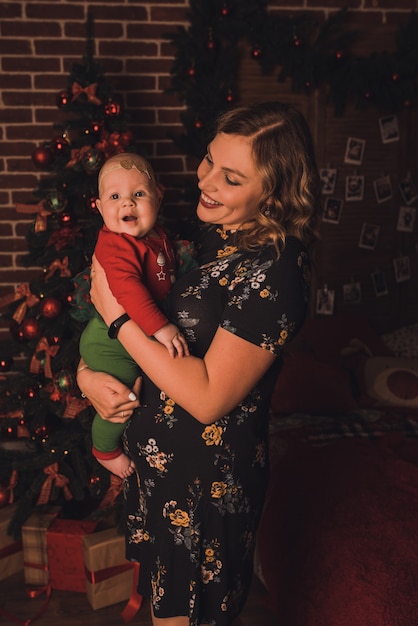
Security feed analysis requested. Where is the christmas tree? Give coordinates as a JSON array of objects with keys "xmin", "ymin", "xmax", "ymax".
[{"xmin": 0, "ymin": 16, "xmax": 135, "ymax": 536}]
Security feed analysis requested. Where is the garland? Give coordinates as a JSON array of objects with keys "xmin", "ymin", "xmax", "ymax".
[{"xmin": 166, "ymin": 1, "xmax": 418, "ymax": 157}]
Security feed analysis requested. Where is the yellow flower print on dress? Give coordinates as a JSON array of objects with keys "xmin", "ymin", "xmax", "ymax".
[
  {"xmin": 211, "ymin": 481, "xmax": 227, "ymax": 498},
  {"xmin": 202, "ymin": 424, "xmax": 223, "ymax": 446},
  {"xmin": 169, "ymin": 508, "xmax": 190, "ymax": 528},
  {"xmin": 217, "ymin": 245, "xmax": 238, "ymax": 258}
]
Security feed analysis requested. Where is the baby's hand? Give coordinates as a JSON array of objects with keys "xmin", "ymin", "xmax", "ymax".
[{"xmin": 154, "ymin": 323, "xmax": 189, "ymax": 358}]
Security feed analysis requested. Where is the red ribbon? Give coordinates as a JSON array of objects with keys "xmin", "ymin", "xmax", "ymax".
[
  {"xmin": 23, "ymin": 561, "xmax": 48, "ymax": 573},
  {"xmin": 44, "ymin": 256, "xmax": 71, "ymax": 280},
  {"xmin": 15, "ymin": 200, "xmax": 51, "ymax": 232},
  {"xmin": 71, "ymin": 81, "xmax": 101, "ymax": 105},
  {"xmin": 30, "ymin": 337, "xmax": 59, "ymax": 379},
  {"xmin": 63, "ymin": 394, "xmax": 90, "ymax": 419},
  {"xmin": 65, "ymin": 144, "xmax": 92, "ymax": 168},
  {"xmin": 37, "ymin": 462, "xmax": 73, "ymax": 505},
  {"xmin": 0, "ymin": 582, "xmax": 53, "ymax": 626},
  {"xmin": 121, "ymin": 562, "xmax": 142, "ymax": 622},
  {"xmin": 10, "ymin": 284, "xmax": 40, "ymax": 324},
  {"xmin": 84, "ymin": 561, "xmax": 134, "ymax": 585}
]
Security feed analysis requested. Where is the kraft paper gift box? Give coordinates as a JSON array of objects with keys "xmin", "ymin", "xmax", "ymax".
[
  {"xmin": 46, "ymin": 518, "xmax": 97, "ymax": 592},
  {"xmin": 82, "ymin": 527, "xmax": 136, "ymax": 610},
  {"xmin": 0, "ymin": 503, "xmax": 23, "ymax": 581},
  {"xmin": 21, "ymin": 505, "xmax": 61, "ymax": 585}
]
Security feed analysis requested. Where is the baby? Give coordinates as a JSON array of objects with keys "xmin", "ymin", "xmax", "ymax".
[{"xmin": 79, "ymin": 152, "xmax": 189, "ymax": 479}]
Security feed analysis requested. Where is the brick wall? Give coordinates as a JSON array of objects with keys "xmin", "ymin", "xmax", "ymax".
[{"xmin": 0, "ymin": 0, "xmax": 416, "ymax": 340}]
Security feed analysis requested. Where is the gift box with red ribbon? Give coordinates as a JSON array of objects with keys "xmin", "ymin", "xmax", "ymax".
[
  {"xmin": 21, "ymin": 506, "xmax": 61, "ymax": 585},
  {"xmin": 82, "ymin": 527, "xmax": 141, "ymax": 612},
  {"xmin": 46, "ymin": 518, "xmax": 98, "ymax": 592},
  {"xmin": 0, "ymin": 503, "xmax": 23, "ymax": 581}
]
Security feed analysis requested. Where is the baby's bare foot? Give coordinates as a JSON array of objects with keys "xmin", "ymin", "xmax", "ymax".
[{"xmin": 97, "ymin": 452, "xmax": 135, "ymax": 479}]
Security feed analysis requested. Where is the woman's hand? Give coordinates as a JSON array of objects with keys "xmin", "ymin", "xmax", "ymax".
[
  {"xmin": 90, "ymin": 254, "xmax": 125, "ymax": 326},
  {"xmin": 77, "ymin": 363, "xmax": 141, "ymax": 422}
]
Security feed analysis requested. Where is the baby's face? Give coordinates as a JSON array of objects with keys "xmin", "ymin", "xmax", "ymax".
[{"xmin": 96, "ymin": 167, "xmax": 161, "ymax": 238}]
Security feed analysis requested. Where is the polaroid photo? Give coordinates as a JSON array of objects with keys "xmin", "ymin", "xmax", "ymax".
[
  {"xmin": 316, "ymin": 287, "xmax": 335, "ymax": 315},
  {"xmin": 343, "ymin": 282, "xmax": 362, "ymax": 305},
  {"xmin": 393, "ymin": 256, "xmax": 411, "ymax": 283},
  {"xmin": 344, "ymin": 137, "xmax": 365, "ymax": 165},
  {"xmin": 320, "ymin": 168, "xmax": 337, "ymax": 195},
  {"xmin": 399, "ymin": 178, "xmax": 418, "ymax": 205},
  {"xmin": 397, "ymin": 206, "xmax": 416, "ymax": 232},
  {"xmin": 379, "ymin": 115, "xmax": 400, "ymax": 144},
  {"xmin": 373, "ymin": 176, "xmax": 392, "ymax": 204},
  {"xmin": 322, "ymin": 197, "xmax": 343, "ymax": 224},
  {"xmin": 358, "ymin": 223, "xmax": 380, "ymax": 250},
  {"xmin": 371, "ymin": 271, "xmax": 388, "ymax": 297},
  {"xmin": 346, "ymin": 175, "xmax": 365, "ymax": 202}
]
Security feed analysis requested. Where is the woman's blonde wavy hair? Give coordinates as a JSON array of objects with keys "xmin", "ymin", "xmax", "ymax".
[{"xmin": 213, "ymin": 102, "xmax": 322, "ymax": 257}]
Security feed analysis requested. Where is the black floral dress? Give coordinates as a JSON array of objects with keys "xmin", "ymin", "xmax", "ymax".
[{"xmin": 123, "ymin": 225, "xmax": 311, "ymax": 625}]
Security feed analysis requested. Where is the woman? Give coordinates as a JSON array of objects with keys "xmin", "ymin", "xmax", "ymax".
[{"xmin": 77, "ymin": 101, "xmax": 321, "ymax": 626}]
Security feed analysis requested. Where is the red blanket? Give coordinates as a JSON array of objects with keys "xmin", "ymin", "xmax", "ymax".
[{"xmin": 257, "ymin": 432, "xmax": 418, "ymax": 626}]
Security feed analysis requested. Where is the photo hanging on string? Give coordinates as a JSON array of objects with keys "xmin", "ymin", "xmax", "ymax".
[
  {"xmin": 320, "ymin": 168, "xmax": 337, "ymax": 195},
  {"xmin": 359, "ymin": 223, "xmax": 380, "ymax": 250},
  {"xmin": 378, "ymin": 115, "xmax": 400, "ymax": 144},
  {"xmin": 397, "ymin": 206, "xmax": 416, "ymax": 232},
  {"xmin": 322, "ymin": 197, "xmax": 343, "ymax": 224}
]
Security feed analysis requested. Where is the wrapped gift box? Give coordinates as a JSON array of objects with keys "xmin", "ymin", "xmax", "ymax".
[
  {"xmin": 21, "ymin": 506, "xmax": 61, "ymax": 585},
  {"xmin": 46, "ymin": 518, "xmax": 97, "ymax": 592},
  {"xmin": 0, "ymin": 503, "xmax": 23, "ymax": 581},
  {"xmin": 82, "ymin": 527, "xmax": 136, "ymax": 610}
]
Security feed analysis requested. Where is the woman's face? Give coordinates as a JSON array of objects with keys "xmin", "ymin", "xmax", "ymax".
[{"xmin": 196, "ymin": 132, "xmax": 264, "ymax": 231}]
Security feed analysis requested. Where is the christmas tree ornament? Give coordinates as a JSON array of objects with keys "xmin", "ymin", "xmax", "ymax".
[
  {"xmin": 86, "ymin": 195, "xmax": 99, "ymax": 212},
  {"xmin": 104, "ymin": 100, "xmax": 121, "ymax": 117},
  {"xmin": 221, "ymin": 3, "xmax": 229, "ymax": 17},
  {"xmin": 50, "ymin": 135, "xmax": 70, "ymax": 156},
  {"xmin": 40, "ymin": 296, "xmax": 62, "ymax": 319},
  {"xmin": 22, "ymin": 384, "xmax": 40, "ymax": 400},
  {"xmin": 32, "ymin": 145, "xmax": 53, "ymax": 169},
  {"xmin": 59, "ymin": 211, "xmax": 74, "ymax": 225},
  {"xmin": 0, "ymin": 355, "xmax": 13, "ymax": 372},
  {"xmin": 120, "ymin": 129, "xmax": 134, "ymax": 147},
  {"xmin": 251, "ymin": 44, "xmax": 262, "ymax": 59},
  {"xmin": 56, "ymin": 90, "xmax": 72, "ymax": 108},
  {"xmin": 20, "ymin": 317, "xmax": 42, "ymax": 341},
  {"xmin": 81, "ymin": 148, "xmax": 103, "ymax": 173},
  {"xmin": 53, "ymin": 369, "xmax": 76, "ymax": 394},
  {"xmin": 46, "ymin": 188, "xmax": 68, "ymax": 213}
]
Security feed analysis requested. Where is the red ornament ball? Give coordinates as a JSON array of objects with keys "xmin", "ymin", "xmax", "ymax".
[
  {"xmin": 40, "ymin": 296, "xmax": 62, "ymax": 319},
  {"xmin": 0, "ymin": 356, "xmax": 13, "ymax": 372},
  {"xmin": 86, "ymin": 196, "xmax": 99, "ymax": 213},
  {"xmin": 0, "ymin": 485, "xmax": 9, "ymax": 508},
  {"xmin": 20, "ymin": 317, "xmax": 41, "ymax": 341},
  {"xmin": 56, "ymin": 90, "xmax": 71, "ymax": 108},
  {"xmin": 32, "ymin": 146, "xmax": 53, "ymax": 169},
  {"xmin": 50, "ymin": 135, "xmax": 70, "ymax": 156},
  {"xmin": 104, "ymin": 101, "xmax": 121, "ymax": 117},
  {"xmin": 120, "ymin": 129, "xmax": 134, "ymax": 147},
  {"xmin": 251, "ymin": 45, "xmax": 261, "ymax": 59}
]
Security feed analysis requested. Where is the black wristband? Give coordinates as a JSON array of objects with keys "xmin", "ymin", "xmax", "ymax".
[{"xmin": 108, "ymin": 313, "xmax": 131, "ymax": 339}]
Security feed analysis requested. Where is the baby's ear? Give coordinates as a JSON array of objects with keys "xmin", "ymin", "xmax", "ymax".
[{"xmin": 156, "ymin": 182, "xmax": 165, "ymax": 205}]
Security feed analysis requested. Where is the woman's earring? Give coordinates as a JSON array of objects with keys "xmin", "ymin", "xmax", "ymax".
[{"xmin": 263, "ymin": 205, "xmax": 272, "ymax": 217}]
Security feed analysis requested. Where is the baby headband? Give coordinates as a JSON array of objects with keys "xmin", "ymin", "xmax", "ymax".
[{"xmin": 98, "ymin": 157, "xmax": 154, "ymax": 187}]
